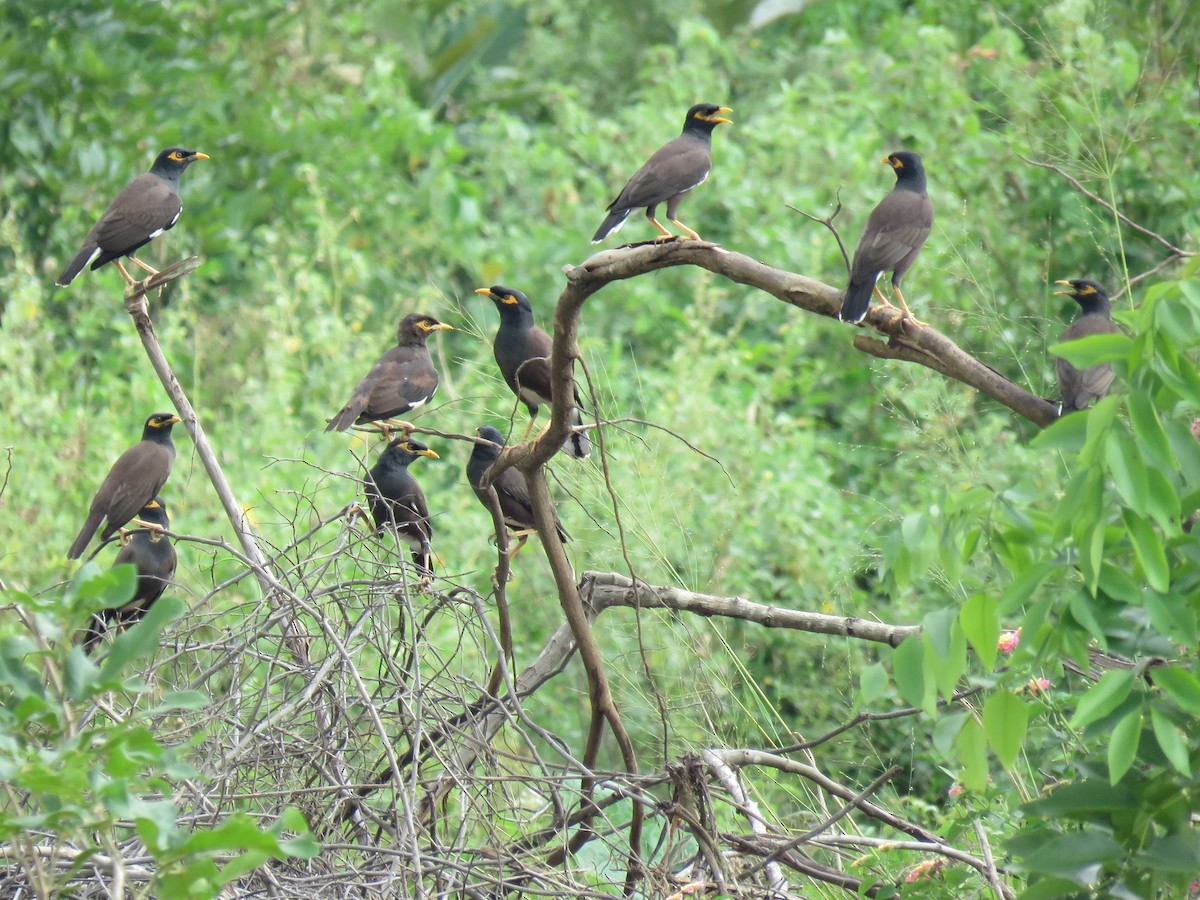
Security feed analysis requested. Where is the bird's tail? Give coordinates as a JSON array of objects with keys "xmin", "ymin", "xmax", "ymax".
[
  {"xmin": 56, "ymin": 245, "xmax": 100, "ymax": 287},
  {"xmin": 325, "ymin": 404, "xmax": 360, "ymax": 433},
  {"xmin": 838, "ymin": 278, "xmax": 875, "ymax": 324},
  {"xmin": 591, "ymin": 208, "xmax": 631, "ymax": 243},
  {"xmin": 563, "ymin": 407, "xmax": 591, "ymax": 459},
  {"xmin": 67, "ymin": 510, "xmax": 104, "ymax": 560}
]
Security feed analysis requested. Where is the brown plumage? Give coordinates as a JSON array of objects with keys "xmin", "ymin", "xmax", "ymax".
[
  {"xmin": 326, "ymin": 313, "xmax": 453, "ymax": 432},
  {"xmin": 592, "ymin": 103, "xmax": 732, "ymax": 243},
  {"xmin": 475, "ymin": 286, "xmax": 590, "ymax": 459},
  {"xmin": 57, "ymin": 147, "xmax": 209, "ymax": 287},
  {"xmin": 466, "ymin": 426, "xmax": 570, "ymax": 548},
  {"xmin": 1055, "ymin": 279, "xmax": 1121, "ymax": 413},
  {"xmin": 68, "ymin": 413, "xmax": 181, "ymax": 560},
  {"xmin": 839, "ymin": 151, "xmax": 933, "ymax": 326}
]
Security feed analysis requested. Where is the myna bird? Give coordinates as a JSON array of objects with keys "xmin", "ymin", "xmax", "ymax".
[
  {"xmin": 592, "ymin": 103, "xmax": 732, "ymax": 243},
  {"xmin": 56, "ymin": 147, "xmax": 210, "ymax": 287},
  {"xmin": 366, "ymin": 437, "xmax": 439, "ymax": 576},
  {"xmin": 839, "ymin": 151, "xmax": 933, "ymax": 326},
  {"xmin": 475, "ymin": 286, "xmax": 590, "ymax": 459},
  {"xmin": 1054, "ymin": 279, "xmax": 1121, "ymax": 413},
  {"xmin": 81, "ymin": 496, "xmax": 177, "ymax": 653},
  {"xmin": 467, "ymin": 425, "xmax": 570, "ymax": 559},
  {"xmin": 68, "ymin": 413, "xmax": 182, "ymax": 560},
  {"xmin": 326, "ymin": 313, "xmax": 453, "ymax": 433}
]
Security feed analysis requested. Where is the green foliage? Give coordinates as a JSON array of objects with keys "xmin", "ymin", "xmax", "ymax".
[{"xmin": 0, "ymin": 567, "xmax": 316, "ymax": 896}]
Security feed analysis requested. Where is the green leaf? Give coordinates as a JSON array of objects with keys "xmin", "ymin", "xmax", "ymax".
[
  {"xmin": 1123, "ymin": 510, "xmax": 1169, "ymax": 592},
  {"xmin": 1049, "ymin": 333, "xmax": 1132, "ymax": 368},
  {"xmin": 1128, "ymin": 393, "xmax": 1174, "ymax": 470},
  {"xmin": 1023, "ymin": 780, "xmax": 1136, "ymax": 816},
  {"xmin": 1134, "ymin": 833, "xmax": 1200, "ymax": 873},
  {"xmin": 1070, "ymin": 670, "xmax": 1135, "ymax": 729},
  {"xmin": 1105, "ymin": 429, "xmax": 1148, "ymax": 514},
  {"xmin": 891, "ymin": 638, "xmax": 925, "ymax": 709},
  {"xmin": 1150, "ymin": 707, "xmax": 1191, "ymax": 776},
  {"xmin": 955, "ymin": 717, "xmax": 989, "ymax": 792},
  {"xmin": 983, "ymin": 691, "xmax": 1030, "ymax": 769},
  {"xmin": 1107, "ymin": 709, "xmax": 1141, "ymax": 784},
  {"xmin": 960, "ymin": 594, "xmax": 1000, "ymax": 671},
  {"xmin": 99, "ymin": 595, "xmax": 186, "ymax": 682},
  {"xmin": 1031, "ymin": 407, "xmax": 1088, "ymax": 451},
  {"xmin": 998, "ymin": 561, "xmax": 1057, "ymax": 615},
  {"xmin": 1143, "ymin": 466, "xmax": 1181, "ymax": 531},
  {"xmin": 924, "ymin": 617, "xmax": 967, "ymax": 702},
  {"xmin": 1068, "ymin": 590, "xmax": 1107, "ymax": 642},
  {"xmin": 858, "ymin": 662, "xmax": 888, "ymax": 706},
  {"xmin": 1144, "ymin": 592, "xmax": 1195, "ymax": 644},
  {"xmin": 923, "ymin": 607, "xmax": 958, "ymax": 659},
  {"xmin": 1153, "ymin": 666, "xmax": 1200, "ymax": 716},
  {"xmin": 1016, "ymin": 831, "xmax": 1122, "ymax": 882}
]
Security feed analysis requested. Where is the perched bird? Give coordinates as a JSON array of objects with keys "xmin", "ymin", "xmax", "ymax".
[
  {"xmin": 366, "ymin": 437, "xmax": 439, "ymax": 576},
  {"xmin": 57, "ymin": 147, "xmax": 210, "ymax": 287},
  {"xmin": 839, "ymin": 151, "xmax": 934, "ymax": 326},
  {"xmin": 68, "ymin": 413, "xmax": 182, "ymax": 560},
  {"xmin": 81, "ymin": 497, "xmax": 177, "ymax": 653},
  {"xmin": 592, "ymin": 103, "xmax": 733, "ymax": 243},
  {"xmin": 475, "ymin": 286, "xmax": 590, "ymax": 459},
  {"xmin": 467, "ymin": 425, "xmax": 570, "ymax": 559},
  {"xmin": 1054, "ymin": 279, "xmax": 1121, "ymax": 413},
  {"xmin": 326, "ymin": 313, "xmax": 453, "ymax": 433}
]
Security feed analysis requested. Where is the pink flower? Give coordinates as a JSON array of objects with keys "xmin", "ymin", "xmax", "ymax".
[
  {"xmin": 1028, "ymin": 678, "xmax": 1051, "ymax": 694},
  {"xmin": 905, "ymin": 860, "xmax": 941, "ymax": 883},
  {"xmin": 998, "ymin": 629, "xmax": 1022, "ymax": 654},
  {"xmin": 948, "ymin": 783, "xmax": 964, "ymax": 798}
]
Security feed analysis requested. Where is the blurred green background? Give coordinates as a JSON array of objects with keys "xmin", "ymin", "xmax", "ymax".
[{"xmin": 1, "ymin": 0, "xmax": 1196, "ymax": 826}]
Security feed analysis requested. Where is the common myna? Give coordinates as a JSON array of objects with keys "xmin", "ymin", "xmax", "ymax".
[
  {"xmin": 68, "ymin": 413, "xmax": 182, "ymax": 560},
  {"xmin": 467, "ymin": 425, "xmax": 570, "ymax": 559},
  {"xmin": 475, "ymin": 286, "xmax": 590, "ymax": 459},
  {"xmin": 326, "ymin": 313, "xmax": 453, "ymax": 433},
  {"xmin": 839, "ymin": 151, "xmax": 933, "ymax": 326},
  {"xmin": 592, "ymin": 103, "xmax": 732, "ymax": 243},
  {"xmin": 1054, "ymin": 279, "xmax": 1121, "ymax": 413},
  {"xmin": 57, "ymin": 147, "xmax": 209, "ymax": 287},
  {"xmin": 81, "ymin": 496, "xmax": 177, "ymax": 653},
  {"xmin": 366, "ymin": 437, "xmax": 439, "ymax": 576}
]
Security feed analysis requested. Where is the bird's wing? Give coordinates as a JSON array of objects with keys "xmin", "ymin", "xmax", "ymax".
[
  {"xmin": 608, "ymin": 137, "xmax": 711, "ymax": 211},
  {"xmin": 851, "ymin": 193, "xmax": 932, "ymax": 277},
  {"xmin": 89, "ymin": 175, "xmax": 183, "ymax": 253}
]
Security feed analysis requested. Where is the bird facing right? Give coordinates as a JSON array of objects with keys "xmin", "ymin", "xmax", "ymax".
[
  {"xmin": 57, "ymin": 147, "xmax": 210, "ymax": 287},
  {"xmin": 366, "ymin": 437, "xmax": 439, "ymax": 576},
  {"xmin": 1054, "ymin": 278, "xmax": 1121, "ymax": 413},
  {"xmin": 81, "ymin": 496, "xmax": 178, "ymax": 653},
  {"xmin": 68, "ymin": 413, "xmax": 182, "ymax": 560},
  {"xmin": 839, "ymin": 151, "xmax": 934, "ymax": 327},
  {"xmin": 592, "ymin": 103, "xmax": 732, "ymax": 244},
  {"xmin": 326, "ymin": 313, "xmax": 453, "ymax": 433},
  {"xmin": 466, "ymin": 425, "xmax": 570, "ymax": 559}
]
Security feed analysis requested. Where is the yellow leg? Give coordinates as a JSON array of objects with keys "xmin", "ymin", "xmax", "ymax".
[
  {"xmin": 506, "ymin": 530, "xmax": 535, "ymax": 562},
  {"xmin": 669, "ymin": 219, "xmax": 702, "ymax": 241},
  {"xmin": 129, "ymin": 256, "xmax": 161, "ymax": 276},
  {"xmin": 647, "ymin": 216, "xmax": 676, "ymax": 241},
  {"xmin": 521, "ymin": 418, "xmax": 536, "ymax": 442},
  {"xmin": 872, "ymin": 283, "xmax": 897, "ymax": 309},
  {"xmin": 114, "ymin": 259, "xmax": 138, "ymax": 286},
  {"xmin": 893, "ymin": 286, "xmax": 927, "ymax": 328}
]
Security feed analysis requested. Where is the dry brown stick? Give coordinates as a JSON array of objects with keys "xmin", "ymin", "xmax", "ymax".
[{"xmin": 583, "ymin": 571, "xmax": 920, "ymax": 647}]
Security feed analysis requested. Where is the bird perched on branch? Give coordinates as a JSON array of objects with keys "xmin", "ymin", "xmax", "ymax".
[
  {"xmin": 1054, "ymin": 279, "xmax": 1121, "ymax": 413},
  {"xmin": 326, "ymin": 313, "xmax": 453, "ymax": 434},
  {"xmin": 839, "ymin": 151, "xmax": 933, "ymax": 327},
  {"xmin": 56, "ymin": 147, "xmax": 209, "ymax": 287},
  {"xmin": 81, "ymin": 496, "xmax": 177, "ymax": 653},
  {"xmin": 467, "ymin": 425, "xmax": 569, "ymax": 560},
  {"xmin": 592, "ymin": 103, "xmax": 732, "ymax": 243},
  {"xmin": 366, "ymin": 437, "xmax": 439, "ymax": 576},
  {"xmin": 68, "ymin": 413, "xmax": 182, "ymax": 559},
  {"xmin": 475, "ymin": 286, "xmax": 590, "ymax": 459}
]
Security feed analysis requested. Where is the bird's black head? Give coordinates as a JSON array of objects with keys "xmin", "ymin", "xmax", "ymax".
[
  {"xmin": 386, "ymin": 437, "xmax": 440, "ymax": 464},
  {"xmin": 139, "ymin": 496, "xmax": 171, "ymax": 528},
  {"xmin": 473, "ymin": 425, "xmax": 505, "ymax": 459},
  {"xmin": 883, "ymin": 151, "xmax": 926, "ymax": 187},
  {"xmin": 397, "ymin": 313, "xmax": 453, "ymax": 344},
  {"xmin": 683, "ymin": 104, "xmax": 733, "ymax": 134},
  {"xmin": 475, "ymin": 285, "xmax": 533, "ymax": 319},
  {"xmin": 151, "ymin": 147, "xmax": 210, "ymax": 174},
  {"xmin": 1055, "ymin": 279, "xmax": 1111, "ymax": 313},
  {"xmin": 142, "ymin": 412, "xmax": 182, "ymax": 438}
]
